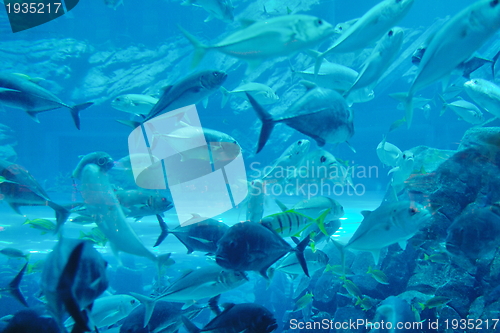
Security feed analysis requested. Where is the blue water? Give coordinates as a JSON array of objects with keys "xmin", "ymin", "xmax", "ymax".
[{"xmin": 1, "ymin": 0, "xmax": 500, "ymax": 332}]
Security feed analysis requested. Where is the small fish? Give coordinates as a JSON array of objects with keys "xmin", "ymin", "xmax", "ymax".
[
  {"xmin": 439, "ymin": 97, "xmax": 484, "ymax": 125},
  {"xmin": 79, "ymin": 228, "xmax": 108, "ymax": 247},
  {"xmin": 115, "ymin": 189, "xmax": 173, "ymax": 220},
  {"xmin": 345, "ymin": 201, "xmax": 430, "ymax": 264},
  {"xmin": 215, "ymin": 221, "xmax": 310, "ymax": 278},
  {"xmin": 376, "ymin": 136, "xmax": 403, "ymax": 167},
  {"xmin": 262, "ymin": 139, "xmax": 311, "ymax": 182},
  {"xmin": 247, "ymin": 84, "xmax": 354, "ymax": 153},
  {"xmin": 400, "ymin": 0, "xmax": 500, "ymax": 128},
  {"xmin": 261, "ymin": 208, "xmax": 331, "ymax": 237},
  {"xmin": 26, "ymin": 260, "xmax": 45, "ymax": 274},
  {"xmin": 464, "ymin": 78, "xmax": 500, "ymax": 118},
  {"xmin": 0, "ymin": 160, "xmax": 69, "ymax": 234},
  {"xmin": 367, "ymin": 266, "xmax": 389, "ymax": 285},
  {"xmin": 103, "ymin": 0, "xmax": 123, "ymax": 10},
  {"xmin": 23, "ymin": 218, "xmax": 57, "ymax": 235},
  {"xmin": 339, "ymin": 276, "xmax": 362, "ymax": 299},
  {"xmin": 325, "ymin": 264, "xmax": 355, "ymax": 277},
  {"xmin": 0, "ymin": 263, "xmax": 28, "ymax": 307},
  {"xmin": 0, "ymin": 248, "xmax": 30, "ymax": 261},
  {"xmin": 355, "ymin": 297, "xmax": 373, "ymax": 311},
  {"xmin": 294, "ymin": 292, "xmax": 314, "ymax": 311},
  {"xmin": 182, "ymin": 0, "xmax": 234, "ymax": 22},
  {"xmin": 179, "ymin": 15, "xmax": 335, "ymax": 73},
  {"xmin": 220, "ymin": 82, "xmax": 279, "ymax": 108},
  {"xmin": 419, "ymin": 296, "xmax": 451, "ymax": 310},
  {"xmin": 423, "ymin": 252, "xmax": 449, "ymax": 264},
  {"xmin": 68, "ymin": 215, "xmax": 96, "ymax": 225},
  {"xmin": 0, "ymin": 73, "xmax": 93, "ymax": 129},
  {"xmin": 344, "ymin": 27, "xmax": 405, "ymax": 97},
  {"xmin": 111, "ymin": 94, "xmax": 159, "ymax": 116}
]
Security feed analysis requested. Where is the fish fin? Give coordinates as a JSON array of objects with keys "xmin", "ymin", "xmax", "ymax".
[
  {"xmin": 388, "ymin": 92, "xmax": 407, "ymax": 102},
  {"xmin": 315, "ymin": 208, "xmax": 331, "ymax": 236},
  {"xmin": 204, "ymin": 14, "xmax": 214, "ymax": 22},
  {"xmin": 345, "ymin": 141, "xmax": 356, "ymax": 153},
  {"xmin": 0, "ymin": 87, "xmax": 22, "ymax": 93},
  {"xmin": 181, "ymin": 315, "xmax": 201, "ymax": 333},
  {"xmin": 57, "ymin": 242, "xmax": 90, "ymax": 332},
  {"xmin": 116, "ymin": 119, "xmax": 141, "ymax": 128},
  {"xmin": 69, "ymin": 102, "xmax": 93, "ymax": 130},
  {"xmin": 129, "ymin": 292, "xmax": 157, "ymax": 327},
  {"xmin": 438, "ymin": 95, "xmax": 448, "ymax": 116},
  {"xmin": 245, "ymin": 93, "xmax": 275, "ymax": 154},
  {"xmin": 25, "ymin": 111, "xmax": 41, "ymax": 123},
  {"xmin": 360, "ymin": 210, "xmax": 371, "ymax": 217},
  {"xmin": 371, "ymin": 250, "xmax": 381, "ymax": 265},
  {"xmin": 47, "ymin": 201, "xmax": 70, "ymax": 234},
  {"xmin": 208, "ymin": 294, "xmax": 222, "ymax": 315},
  {"xmin": 294, "ymin": 234, "xmax": 310, "ymax": 277},
  {"xmin": 220, "ymin": 86, "xmax": 230, "ymax": 108},
  {"xmin": 389, "ymin": 118, "xmax": 406, "ymax": 132},
  {"xmin": 153, "ymin": 214, "xmax": 168, "ymax": 247},
  {"xmin": 177, "ymin": 25, "xmax": 208, "ymax": 68},
  {"xmin": 300, "ymin": 80, "xmax": 316, "ymax": 90},
  {"xmin": 239, "ymin": 19, "xmax": 256, "ymax": 28},
  {"xmin": 398, "ymin": 240, "xmax": 407, "ymax": 250},
  {"xmin": 315, "ymin": 137, "xmax": 326, "ymax": 147},
  {"xmin": 202, "ymin": 98, "xmax": 208, "ymax": 108},
  {"xmin": 259, "ymin": 266, "xmax": 272, "ymax": 279},
  {"xmin": 9, "ymin": 202, "xmax": 22, "ymax": 214},
  {"xmin": 245, "ymin": 60, "xmax": 261, "ymax": 75},
  {"xmin": 275, "ymin": 199, "xmax": 288, "ymax": 212},
  {"xmin": 8, "ymin": 263, "xmax": 28, "ymax": 307}
]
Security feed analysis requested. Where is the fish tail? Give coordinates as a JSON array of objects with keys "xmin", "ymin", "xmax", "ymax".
[
  {"xmin": 245, "ymin": 93, "xmax": 275, "ymax": 154},
  {"xmin": 315, "ymin": 208, "xmax": 331, "ymax": 236},
  {"xmin": 313, "ymin": 54, "xmax": 324, "ymax": 79},
  {"xmin": 116, "ymin": 119, "xmax": 141, "ymax": 128},
  {"xmin": 130, "ymin": 292, "xmax": 157, "ymax": 328},
  {"xmin": 70, "ymin": 102, "xmax": 93, "ymax": 130},
  {"xmin": 182, "ymin": 315, "xmax": 202, "ymax": 333},
  {"xmin": 25, "ymin": 111, "xmax": 41, "ymax": 123},
  {"xmin": 177, "ymin": 25, "xmax": 208, "ymax": 68},
  {"xmin": 294, "ymin": 234, "xmax": 310, "ymax": 277},
  {"xmin": 438, "ymin": 94, "xmax": 448, "ymax": 116},
  {"xmin": 8, "ymin": 263, "xmax": 29, "ymax": 307},
  {"xmin": 48, "ymin": 201, "xmax": 70, "ymax": 235},
  {"xmin": 220, "ymin": 86, "xmax": 230, "ymax": 108},
  {"xmin": 153, "ymin": 214, "xmax": 169, "ymax": 247},
  {"xmin": 57, "ymin": 242, "xmax": 91, "ymax": 332}
]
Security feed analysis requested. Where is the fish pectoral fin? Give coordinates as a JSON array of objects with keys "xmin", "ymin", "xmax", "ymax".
[
  {"xmin": 8, "ymin": 202, "xmax": 22, "ymax": 215},
  {"xmin": 398, "ymin": 240, "xmax": 407, "ymax": 250},
  {"xmin": 370, "ymin": 250, "xmax": 381, "ymax": 266},
  {"xmin": 0, "ymin": 87, "xmax": 22, "ymax": 93},
  {"xmin": 189, "ymin": 236, "xmax": 212, "ymax": 244},
  {"xmin": 129, "ymin": 292, "xmax": 157, "ymax": 328},
  {"xmin": 202, "ymin": 98, "xmax": 209, "ymax": 108}
]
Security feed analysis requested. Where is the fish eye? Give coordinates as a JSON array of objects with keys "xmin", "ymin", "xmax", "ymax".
[
  {"xmin": 131, "ymin": 299, "xmax": 137, "ymax": 304},
  {"xmin": 97, "ymin": 157, "xmax": 108, "ymax": 166},
  {"xmin": 491, "ymin": 0, "xmax": 498, "ymax": 7},
  {"xmin": 320, "ymin": 156, "xmax": 326, "ymax": 163},
  {"xmin": 115, "ymin": 98, "xmax": 121, "ymax": 101},
  {"xmin": 403, "ymin": 154, "xmax": 406, "ymax": 159},
  {"xmin": 388, "ymin": 30, "xmax": 393, "ymax": 37},
  {"xmin": 317, "ymin": 19, "xmax": 323, "ymax": 25},
  {"xmin": 408, "ymin": 207, "xmax": 418, "ymax": 215},
  {"xmin": 213, "ymin": 72, "xmax": 219, "ymax": 77},
  {"xmin": 298, "ymin": 140, "xmax": 302, "ymax": 145}
]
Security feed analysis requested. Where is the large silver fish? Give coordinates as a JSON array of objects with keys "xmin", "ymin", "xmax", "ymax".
[
  {"xmin": 220, "ymin": 82, "xmax": 279, "ymax": 108},
  {"xmin": 182, "ymin": 0, "xmax": 234, "ymax": 22},
  {"xmin": 246, "ymin": 85, "xmax": 354, "ymax": 153},
  {"xmin": 345, "ymin": 201, "xmax": 430, "ymax": 264},
  {"xmin": 464, "ymin": 78, "xmax": 500, "ymax": 118},
  {"xmin": 0, "ymin": 73, "xmax": 93, "ymax": 129},
  {"xmin": 179, "ymin": 15, "xmax": 335, "ymax": 73},
  {"xmin": 0, "ymin": 159, "xmax": 69, "ymax": 234},
  {"xmin": 313, "ymin": 0, "xmax": 414, "ymax": 75},
  {"xmin": 41, "ymin": 238, "xmax": 108, "ymax": 333},
  {"xmin": 111, "ymin": 94, "xmax": 159, "ymax": 116},
  {"xmin": 401, "ymin": 0, "xmax": 500, "ymax": 128},
  {"xmin": 143, "ymin": 70, "xmax": 227, "ymax": 122}
]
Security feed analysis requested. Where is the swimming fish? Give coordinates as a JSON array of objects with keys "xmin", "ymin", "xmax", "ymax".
[
  {"xmin": 366, "ymin": 266, "xmax": 389, "ymax": 285},
  {"xmin": 0, "ymin": 160, "xmax": 69, "ymax": 234},
  {"xmin": 277, "ymin": 249, "xmax": 328, "ymax": 275},
  {"xmin": 220, "ymin": 82, "xmax": 279, "ymax": 108},
  {"xmin": 0, "ymin": 248, "xmax": 30, "ymax": 261},
  {"xmin": 215, "ymin": 221, "xmax": 310, "ymax": 278},
  {"xmin": 293, "ymin": 292, "xmax": 314, "ymax": 311},
  {"xmin": 401, "ymin": 0, "xmax": 500, "ymax": 128},
  {"xmin": 344, "ymin": 27, "xmax": 404, "ymax": 97},
  {"xmin": 104, "ymin": 0, "xmax": 123, "ymax": 10},
  {"xmin": 439, "ymin": 98, "xmax": 484, "ymax": 125},
  {"xmin": 262, "ymin": 139, "xmax": 311, "ymax": 182},
  {"xmin": 247, "ymin": 84, "xmax": 354, "ymax": 153},
  {"xmin": 179, "ymin": 15, "xmax": 335, "ymax": 73},
  {"xmin": 261, "ymin": 208, "xmax": 331, "ymax": 237},
  {"xmin": 0, "ymin": 73, "xmax": 93, "ymax": 129},
  {"xmin": 0, "ymin": 309, "xmax": 60, "ymax": 333},
  {"xmin": 0, "ymin": 263, "xmax": 28, "ymax": 307},
  {"xmin": 116, "ymin": 189, "xmax": 173, "ymax": 220},
  {"xmin": 463, "ymin": 78, "xmax": 500, "ymax": 118},
  {"xmin": 111, "ymin": 94, "xmax": 159, "ymax": 116},
  {"xmin": 79, "ymin": 228, "xmax": 108, "ymax": 247},
  {"xmin": 182, "ymin": 302, "xmax": 277, "ymax": 333},
  {"xmin": 23, "ymin": 218, "xmax": 57, "ymax": 234},
  {"xmin": 277, "ymin": 196, "xmax": 345, "ymax": 220},
  {"xmin": 313, "ymin": 0, "xmax": 414, "ymax": 75},
  {"xmin": 376, "ymin": 136, "xmax": 403, "ymax": 167},
  {"xmin": 182, "ymin": 0, "xmax": 234, "ymax": 22},
  {"xmin": 71, "ymin": 151, "xmax": 115, "ymax": 180},
  {"xmin": 131, "ymin": 265, "xmax": 247, "ymax": 327},
  {"xmin": 41, "ymin": 239, "xmax": 109, "ymax": 333},
  {"xmin": 419, "ymin": 296, "xmax": 451, "ymax": 310},
  {"xmin": 345, "ymin": 201, "xmax": 430, "ymax": 264}
]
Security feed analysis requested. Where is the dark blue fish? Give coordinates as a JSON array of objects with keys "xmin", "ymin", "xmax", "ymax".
[
  {"xmin": 0, "ymin": 159, "xmax": 69, "ymax": 234},
  {"xmin": 1, "ymin": 309, "xmax": 60, "ymax": 333},
  {"xmin": 215, "ymin": 221, "xmax": 310, "ymax": 278},
  {"xmin": 0, "ymin": 73, "xmax": 93, "ymax": 129}
]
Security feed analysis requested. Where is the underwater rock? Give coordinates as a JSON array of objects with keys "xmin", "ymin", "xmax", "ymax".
[
  {"xmin": 437, "ymin": 306, "xmax": 462, "ymax": 333},
  {"xmin": 332, "ymin": 307, "xmax": 366, "ymax": 333},
  {"xmin": 407, "ymin": 145, "xmax": 455, "ymax": 173},
  {"xmin": 458, "ymin": 127, "xmax": 500, "ymax": 151}
]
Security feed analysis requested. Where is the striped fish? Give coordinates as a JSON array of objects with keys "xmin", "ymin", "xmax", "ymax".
[{"xmin": 260, "ymin": 208, "xmax": 330, "ymax": 237}]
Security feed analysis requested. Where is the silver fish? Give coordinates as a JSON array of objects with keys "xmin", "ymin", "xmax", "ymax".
[
  {"xmin": 0, "ymin": 73, "xmax": 93, "ymax": 129},
  {"xmin": 220, "ymin": 82, "xmax": 279, "ymax": 108},
  {"xmin": 464, "ymin": 78, "xmax": 500, "ymax": 118},
  {"xmin": 401, "ymin": 0, "xmax": 500, "ymax": 128},
  {"xmin": 182, "ymin": 0, "xmax": 234, "ymax": 22},
  {"xmin": 111, "ymin": 94, "xmax": 159, "ymax": 116},
  {"xmin": 247, "ymin": 85, "xmax": 354, "ymax": 153},
  {"xmin": 440, "ymin": 98, "xmax": 484, "ymax": 125},
  {"xmin": 263, "ymin": 139, "xmax": 311, "ymax": 182},
  {"xmin": 313, "ymin": 0, "xmax": 414, "ymax": 75},
  {"xmin": 345, "ymin": 201, "xmax": 430, "ymax": 264},
  {"xmin": 180, "ymin": 15, "xmax": 335, "ymax": 73}
]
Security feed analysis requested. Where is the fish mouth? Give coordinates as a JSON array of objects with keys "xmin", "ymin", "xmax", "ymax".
[{"xmin": 215, "ymin": 255, "xmax": 229, "ymax": 267}]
